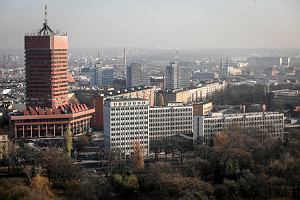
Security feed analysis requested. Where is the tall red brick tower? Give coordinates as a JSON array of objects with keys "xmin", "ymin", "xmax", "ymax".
[{"xmin": 25, "ymin": 6, "xmax": 69, "ymax": 108}]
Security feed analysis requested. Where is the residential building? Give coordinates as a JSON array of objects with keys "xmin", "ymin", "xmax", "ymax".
[
  {"xmin": 194, "ymin": 112, "xmax": 284, "ymax": 143},
  {"xmin": 193, "ymin": 102, "xmax": 213, "ymax": 116},
  {"xmin": 149, "ymin": 103, "xmax": 193, "ymax": 140},
  {"xmin": 156, "ymin": 81, "xmax": 226, "ymax": 106},
  {"xmin": 103, "ymin": 98, "xmax": 149, "ymax": 158}
]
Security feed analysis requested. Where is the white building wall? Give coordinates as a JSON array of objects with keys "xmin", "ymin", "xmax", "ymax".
[
  {"xmin": 104, "ymin": 98, "xmax": 149, "ymax": 158},
  {"xmin": 193, "ymin": 112, "xmax": 284, "ymax": 144},
  {"xmin": 149, "ymin": 104, "xmax": 193, "ymax": 140}
]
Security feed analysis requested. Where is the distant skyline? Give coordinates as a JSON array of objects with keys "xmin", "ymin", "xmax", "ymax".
[{"xmin": 1, "ymin": 0, "xmax": 300, "ymax": 50}]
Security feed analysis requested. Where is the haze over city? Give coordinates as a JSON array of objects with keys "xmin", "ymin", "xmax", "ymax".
[
  {"xmin": 1, "ymin": 0, "xmax": 300, "ymax": 50},
  {"xmin": 0, "ymin": 1, "xmax": 300, "ymax": 200}
]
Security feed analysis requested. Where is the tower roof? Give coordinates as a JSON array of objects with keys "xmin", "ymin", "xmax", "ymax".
[{"xmin": 38, "ymin": 4, "xmax": 55, "ymax": 36}]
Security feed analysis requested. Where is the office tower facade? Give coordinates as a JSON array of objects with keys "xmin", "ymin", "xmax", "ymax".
[
  {"xmin": 164, "ymin": 62, "xmax": 190, "ymax": 90},
  {"xmin": 104, "ymin": 98, "xmax": 149, "ymax": 158},
  {"xmin": 179, "ymin": 67, "xmax": 190, "ymax": 88},
  {"xmin": 10, "ymin": 7, "xmax": 95, "ymax": 140},
  {"xmin": 219, "ymin": 58, "xmax": 229, "ymax": 79},
  {"xmin": 102, "ymin": 67, "xmax": 114, "ymax": 86},
  {"xmin": 90, "ymin": 62, "xmax": 114, "ymax": 87},
  {"xmin": 141, "ymin": 66, "xmax": 150, "ymax": 86},
  {"xmin": 90, "ymin": 62, "xmax": 103, "ymax": 87},
  {"xmin": 126, "ymin": 63, "xmax": 142, "ymax": 88},
  {"xmin": 164, "ymin": 62, "xmax": 179, "ymax": 90},
  {"xmin": 194, "ymin": 112, "xmax": 284, "ymax": 143},
  {"xmin": 149, "ymin": 103, "xmax": 193, "ymax": 140},
  {"xmin": 25, "ymin": 30, "xmax": 69, "ymax": 108}
]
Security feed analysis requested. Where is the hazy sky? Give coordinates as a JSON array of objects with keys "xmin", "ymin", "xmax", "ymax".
[{"xmin": 0, "ymin": 0, "xmax": 300, "ymax": 49}]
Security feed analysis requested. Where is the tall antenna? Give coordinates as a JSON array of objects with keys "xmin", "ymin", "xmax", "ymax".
[
  {"xmin": 39, "ymin": 4, "xmax": 54, "ymax": 35},
  {"xmin": 44, "ymin": 4, "xmax": 48, "ymax": 25}
]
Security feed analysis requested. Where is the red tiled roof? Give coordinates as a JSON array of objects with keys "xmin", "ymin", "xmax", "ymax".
[{"xmin": 21, "ymin": 104, "xmax": 90, "ymax": 116}]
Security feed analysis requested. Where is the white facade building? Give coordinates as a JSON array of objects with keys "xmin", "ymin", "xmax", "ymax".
[
  {"xmin": 194, "ymin": 112, "xmax": 284, "ymax": 143},
  {"xmin": 104, "ymin": 98, "xmax": 149, "ymax": 158},
  {"xmin": 149, "ymin": 103, "xmax": 193, "ymax": 140}
]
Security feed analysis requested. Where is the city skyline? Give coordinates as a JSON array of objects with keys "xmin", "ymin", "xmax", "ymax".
[{"xmin": 0, "ymin": 0, "xmax": 300, "ymax": 50}]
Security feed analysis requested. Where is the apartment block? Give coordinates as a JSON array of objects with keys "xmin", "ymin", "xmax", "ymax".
[
  {"xmin": 149, "ymin": 103, "xmax": 193, "ymax": 140},
  {"xmin": 104, "ymin": 98, "xmax": 149, "ymax": 158},
  {"xmin": 194, "ymin": 112, "xmax": 284, "ymax": 143}
]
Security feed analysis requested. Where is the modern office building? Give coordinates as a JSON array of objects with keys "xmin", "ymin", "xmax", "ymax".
[
  {"xmin": 90, "ymin": 62, "xmax": 103, "ymax": 87},
  {"xmin": 193, "ymin": 112, "xmax": 284, "ymax": 143},
  {"xmin": 165, "ymin": 62, "xmax": 190, "ymax": 90},
  {"xmin": 102, "ymin": 67, "xmax": 114, "ymax": 87},
  {"xmin": 179, "ymin": 67, "xmax": 190, "ymax": 88},
  {"xmin": 219, "ymin": 59, "xmax": 229, "ymax": 79},
  {"xmin": 126, "ymin": 63, "xmax": 150, "ymax": 88},
  {"xmin": 25, "ymin": 20, "xmax": 69, "ymax": 108},
  {"xmin": 10, "ymin": 7, "xmax": 95, "ymax": 140},
  {"xmin": 164, "ymin": 62, "xmax": 179, "ymax": 90},
  {"xmin": 103, "ymin": 98, "xmax": 149, "ymax": 158},
  {"xmin": 141, "ymin": 66, "xmax": 150, "ymax": 86},
  {"xmin": 126, "ymin": 63, "xmax": 142, "ymax": 88},
  {"xmin": 149, "ymin": 103, "xmax": 193, "ymax": 140}
]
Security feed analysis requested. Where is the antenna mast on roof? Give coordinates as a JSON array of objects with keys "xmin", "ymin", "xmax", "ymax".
[
  {"xmin": 44, "ymin": 4, "xmax": 48, "ymax": 25},
  {"xmin": 39, "ymin": 4, "xmax": 55, "ymax": 35}
]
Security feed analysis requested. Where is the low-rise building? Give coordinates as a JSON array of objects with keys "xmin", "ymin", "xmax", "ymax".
[
  {"xmin": 194, "ymin": 112, "xmax": 284, "ymax": 143},
  {"xmin": 10, "ymin": 104, "xmax": 95, "ymax": 140},
  {"xmin": 156, "ymin": 81, "xmax": 226, "ymax": 106}
]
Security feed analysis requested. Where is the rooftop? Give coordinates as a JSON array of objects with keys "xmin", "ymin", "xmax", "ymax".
[
  {"xmin": 11, "ymin": 104, "xmax": 89, "ymax": 116},
  {"xmin": 270, "ymin": 89, "xmax": 300, "ymax": 96},
  {"xmin": 200, "ymin": 112, "xmax": 283, "ymax": 119}
]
